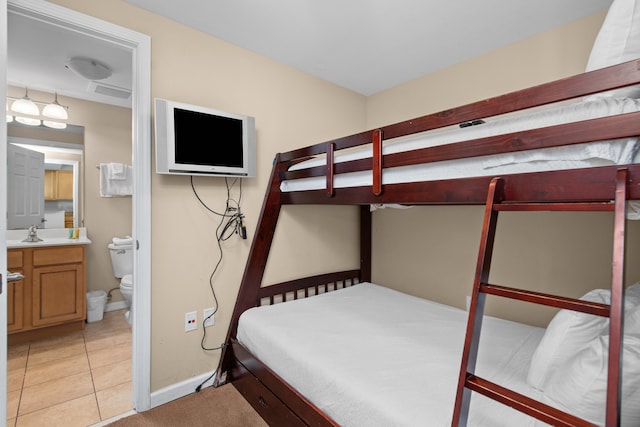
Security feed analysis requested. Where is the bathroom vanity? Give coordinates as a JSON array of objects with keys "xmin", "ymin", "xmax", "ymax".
[{"xmin": 7, "ymin": 228, "xmax": 91, "ymax": 344}]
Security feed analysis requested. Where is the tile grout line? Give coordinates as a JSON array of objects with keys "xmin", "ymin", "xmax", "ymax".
[
  {"xmin": 11, "ymin": 346, "xmax": 26, "ymax": 422},
  {"xmin": 13, "ymin": 343, "xmax": 31, "ymax": 421},
  {"xmin": 85, "ymin": 332, "xmax": 105, "ymax": 422}
]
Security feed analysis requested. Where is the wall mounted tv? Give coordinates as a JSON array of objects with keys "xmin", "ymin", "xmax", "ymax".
[{"xmin": 154, "ymin": 98, "xmax": 256, "ymax": 177}]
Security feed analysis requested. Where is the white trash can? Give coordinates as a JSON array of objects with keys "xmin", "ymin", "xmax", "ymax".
[{"xmin": 86, "ymin": 290, "xmax": 107, "ymax": 323}]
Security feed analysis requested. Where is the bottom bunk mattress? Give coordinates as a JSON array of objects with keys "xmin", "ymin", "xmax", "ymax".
[{"xmin": 237, "ymin": 282, "xmax": 550, "ymax": 426}]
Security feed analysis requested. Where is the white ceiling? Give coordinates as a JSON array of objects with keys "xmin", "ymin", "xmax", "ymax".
[
  {"xmin": 123, "ymin": 0, "xmax": 612, "ymax": 95},
  {"xmin": 7, "ymin": 10, "xmax": 133, "ymax": 108},
  {"xmin": 7, "ymin": 0, "xmax": 612, "ymax": 110}
]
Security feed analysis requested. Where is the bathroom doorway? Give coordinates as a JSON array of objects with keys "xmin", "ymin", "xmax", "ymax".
[{"xmin": 1, "ymin": 0, "xmax": 151, "ymax": 421}]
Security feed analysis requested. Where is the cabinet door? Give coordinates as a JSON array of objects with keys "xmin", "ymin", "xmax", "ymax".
[
  {"xmin": 7, "ymin": 250, "xmax": 25, "ymax": 332},
  {"xmin": 32, "ymin": 263, "xmax": 85, "ymax": 327},
  {"xmin": 44, "ymin": 170, "xmax": 73, "ymax": 200},
  {"xmin": 44, "ymin": 170, "xmax": 57, "ymax": 200},
  {"xmin": 56, "ymin": 171, "xmax": 73, "ymax": 200},
  {"xmin": 7, "ymin": 277, "xmax": 24, "ymax": 332}
]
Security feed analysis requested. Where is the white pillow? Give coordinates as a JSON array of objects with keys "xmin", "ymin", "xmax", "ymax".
[
  {"xmin": 527, "ymin": 289, "xmax": 640, "ymax": 391},
  {"xmin": 543, "ymin": 334, "xmax": 640, "ymax": 427},
  {"xmin": 527, "ymin": 289, "xmax": 611, "ymax": 390},
  {"xmin": 585, "ymin": 0, "xmax": 640, "ymax": 98},
  {"xmin": 627, "ymin": 282, "xmax": 640, "ymax": 300},
  {"xmin": 626, "ymin": 304, "xmax": 640, "ymax": 335}
]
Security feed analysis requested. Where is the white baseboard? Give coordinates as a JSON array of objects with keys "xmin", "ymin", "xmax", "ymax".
[
  {"xmin": 105, "ymin": 301, "xmax": 128, "ymax": 312},
  {"xmin": 149, "ymin": 370, "xmax": 217, "ymax": 409},
  {"xmin": 88, "ymin": 410, "xmax": 136, "ymax": 426}
]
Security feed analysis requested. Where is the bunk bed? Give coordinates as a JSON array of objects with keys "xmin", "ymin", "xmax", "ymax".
[{"xmin": 216, "ymin": 2, "xmax": 640, "ymax": 425}]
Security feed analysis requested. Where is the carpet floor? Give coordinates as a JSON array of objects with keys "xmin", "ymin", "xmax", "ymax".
[{"xmin": 106, "ymin": 384, "xmax": 267, "ymax": 427}]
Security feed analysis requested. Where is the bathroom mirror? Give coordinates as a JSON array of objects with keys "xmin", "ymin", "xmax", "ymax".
[{"xmin": 7, "ymin": 121, "xmax": 84, "ymax": 230}]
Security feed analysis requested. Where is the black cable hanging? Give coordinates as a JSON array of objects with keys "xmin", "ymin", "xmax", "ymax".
[{"xmin": 190, "ymin": 176, "xmax": 245, "ymax": 392}]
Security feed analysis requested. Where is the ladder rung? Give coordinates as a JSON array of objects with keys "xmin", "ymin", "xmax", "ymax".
[
  {"xmin": 464, "ymin": 374, "xmax": 597, "ymax": 427},
  {"xmin": 494, "ymin": 202, "xmax": 614, "ymax": 212},
  {"xmin": 480, "ymin": 283, "xmax": 610, "ymax": 317}
]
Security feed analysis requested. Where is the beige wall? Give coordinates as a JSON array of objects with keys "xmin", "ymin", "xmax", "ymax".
[
  {"xmin": 368, "ymin": 11, "xmax": 640, "ymax": 327},
  {"xmin": 50, "ymin": 0, "xmax": 366, "ymax": 391},
  {"xmin": 147, "ymin": 14, "xmax": 365, "ymax": 391},
  {"xmin": 7, "ymin": 86, "xmax": 132, "ymax": 302},
  {"xmin": 81, "ymin": 99, "xmax": 133, "ymax": 301},
  {"xmin": 366, "ymin": 12, "xmax": 608, "ymax": 128}
]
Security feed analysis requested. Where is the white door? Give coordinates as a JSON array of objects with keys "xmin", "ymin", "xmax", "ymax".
[{"xmin": 7, "ymin": 143, "xmax": 44, "ymax": 229}]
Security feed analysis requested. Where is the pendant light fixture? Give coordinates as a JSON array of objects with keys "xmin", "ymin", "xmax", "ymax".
[
  {"xmin": 11, "ymin": 87, "xmax": 40, "ymax": 116},
  {"xmin": 41, "ymin": 92, "xmax": 68, "ymax": 129},
  {"xmin": 6, "ymin": 88, "xmax": 69, "ymax": 129},
  {"xmin": 42, "ymin": 92, "xmax": 68, "ymax": 120}
]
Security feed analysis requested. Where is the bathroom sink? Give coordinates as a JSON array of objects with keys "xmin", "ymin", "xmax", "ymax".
[
  {"xmin": 6, "ymin": 228, "xmax": 92, "ymax": 248},
  {"xmin": 7, "ymin": 237, "xmax": 92, "ymax": 248}
]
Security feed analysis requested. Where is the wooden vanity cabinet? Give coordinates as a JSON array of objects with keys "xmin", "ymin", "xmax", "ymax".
[
  {"xmin": 7, "ymin": 245, "xmax": 86, "ymax": 342},
  {"xmin": 7, "ymin": 250, "xmax": 24, "ymax": 332},
  {"xmin": 32, "ymin": 246, "xmax": 86, "ymax": 327}
]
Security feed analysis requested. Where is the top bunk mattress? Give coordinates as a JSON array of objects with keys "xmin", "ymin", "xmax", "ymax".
[
  {"xmin": 280, "ymin": 97, "xmax": 640, "ymax": 193},
  {"xmin": 237, "ymin": 282, "xmax": 552, "ymax": 426}
]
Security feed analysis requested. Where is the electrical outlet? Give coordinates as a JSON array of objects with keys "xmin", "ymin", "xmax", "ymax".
[
  {"xmin": 203, "ymin": 308, "xmax": 215, "ymax": 327},
  {"xmin": 185, "ymin": 311, "xmax": 197, "ymax": 332}
]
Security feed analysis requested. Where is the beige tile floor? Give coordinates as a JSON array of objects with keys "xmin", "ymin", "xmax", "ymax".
[{"xmin": 7, "ymin": 309, "xmax": 133, "ymax": 427}]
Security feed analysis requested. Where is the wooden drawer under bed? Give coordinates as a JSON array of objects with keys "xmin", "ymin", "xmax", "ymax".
[{"xmin": 230, "ymin": 341, "xmax": 337, "ymax": 427}]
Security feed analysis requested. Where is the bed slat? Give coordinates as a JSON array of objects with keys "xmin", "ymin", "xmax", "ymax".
[
  {"xmin": 372, "ymin": 129, "xmax": 383, "ymax": 196},
  {"xmin": 326, "ymin": 142, "xmax": 334, "ymax": 197}
]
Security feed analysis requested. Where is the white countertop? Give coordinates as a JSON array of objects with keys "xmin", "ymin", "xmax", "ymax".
[{"xmin": 7, "ymin": 228, "xmax": 92, "ymax": 248}]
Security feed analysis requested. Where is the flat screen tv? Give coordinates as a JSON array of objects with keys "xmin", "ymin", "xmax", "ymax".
[{"xmin": 154, "ymin": 98, "xmax": 256, "ymax": 177}]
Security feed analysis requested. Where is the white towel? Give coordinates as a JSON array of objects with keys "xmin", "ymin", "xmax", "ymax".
[
  {"xmin": 108, "ymin": 162, "xmax": 127, "ymax": 180},
  {"xmin": 100, "ymin": 163, "xmax": 133, "ymax": 197},
  {"xmin": 112, "ymin": 236, "xmax": 133, "ymax": 246}
]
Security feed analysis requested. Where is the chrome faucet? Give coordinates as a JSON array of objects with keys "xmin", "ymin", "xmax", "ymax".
[{"xmin": 22, "ymin": 225, "xmax": 43, "ymax": 242}]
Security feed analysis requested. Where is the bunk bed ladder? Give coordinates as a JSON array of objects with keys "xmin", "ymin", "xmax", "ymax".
[{"xmin": 452, "ymin": 169, "xmax": 628, "ymax": 427}]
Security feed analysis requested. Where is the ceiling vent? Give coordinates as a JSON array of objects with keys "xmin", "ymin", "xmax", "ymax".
[{"xmin": 87, "ymin": 81, "xmax": 131, "ymax": 99}]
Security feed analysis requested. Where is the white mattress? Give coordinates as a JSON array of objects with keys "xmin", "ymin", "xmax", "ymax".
[
  {"xmin": 280, "ymin": 97, "xmax": 640, "ymax": 193},
  {"xmin": 237, "ymin": 282, "xmax": 554, "ymax": 426}
]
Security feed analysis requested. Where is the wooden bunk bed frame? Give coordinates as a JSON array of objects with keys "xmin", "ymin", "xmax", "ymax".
[{"xmin": 216, "ymin": 59, "xmax": 640, "ymax": 427}]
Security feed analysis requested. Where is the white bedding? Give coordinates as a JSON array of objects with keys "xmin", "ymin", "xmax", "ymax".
[
  {"xmin": 237, "ymin": 282, "xmax": 555, "ymax": 426},
  {"xmin": 280, "ymin": 97, "xmax": 640, "ymax": 194}
]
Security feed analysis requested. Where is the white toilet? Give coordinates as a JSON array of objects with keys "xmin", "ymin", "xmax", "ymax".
[{"xmin": 108, "ymin": 239, "xmax": 134, "ymax": 324}]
